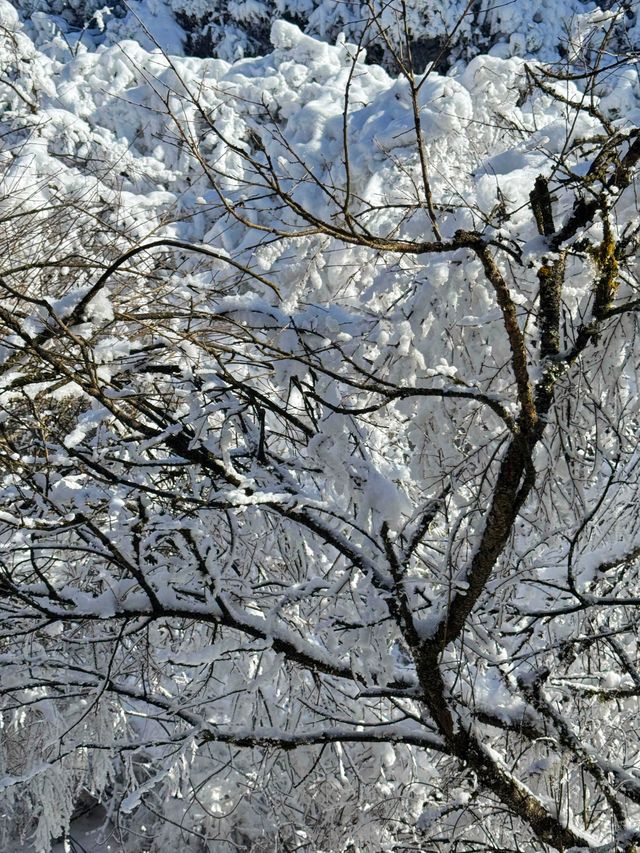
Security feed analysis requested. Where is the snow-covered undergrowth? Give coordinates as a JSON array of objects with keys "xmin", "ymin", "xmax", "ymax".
[
  {"xmin": 1, "ymin": 0, "xmax": 640, "ymax": 850},
  {"xmin": 13, "ymin": 0, "xmax": 640, "ymax": 69}
]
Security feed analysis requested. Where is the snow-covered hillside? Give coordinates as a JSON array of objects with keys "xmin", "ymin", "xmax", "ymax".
[{"xmin": 12, "ymin": 0, "xmax": 640, "ymax": 69}]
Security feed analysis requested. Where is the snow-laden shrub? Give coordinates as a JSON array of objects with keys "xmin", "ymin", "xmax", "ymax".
[{"xmin": 1, "ymin": 3, "xmax": 640, "ymax": 852}]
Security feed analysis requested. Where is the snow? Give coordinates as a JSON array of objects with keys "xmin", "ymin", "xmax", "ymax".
[{"xmin": 1, "ymin": 0, "xmax": 640, "ymax": 850}]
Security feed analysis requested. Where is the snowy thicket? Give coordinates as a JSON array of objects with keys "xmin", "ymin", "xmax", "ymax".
[
  {"xmin": 1, "ymin": 0, "xmax": 640, "ymax": 851},
  {"xmin": 12, "ymin": 0, "xmax": 640, "ymax": 68}
]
